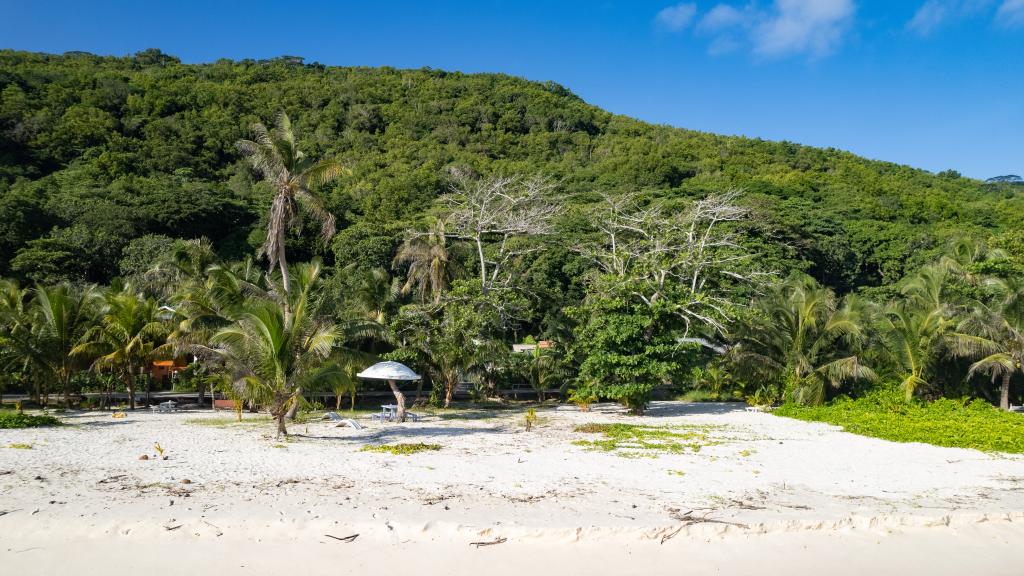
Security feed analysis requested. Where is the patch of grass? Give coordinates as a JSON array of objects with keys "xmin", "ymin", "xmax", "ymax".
[
  {"xmin": 272, "ymin": 444, "xmax": 287, "ymax": 449},
  {"xmin": 571, "ymin": 423, "xmax": 718, "ymax": 456},
  {"xmin": 775, "ymin": 390, "xmax": 1024, "ymax": 454},
  {"xmin": 7, "ymin": 443, "xmax": 33, "ymax": 449},
  {"xmin": 360, "ymin": 443, "xmax": 442, "ymax": 455},
  {"xmin": 0, "ymin": 412, "xmax": 61, "ymax": 429},
  {"xmin": 738, "ymin": 449, "xmax": 756, "ymax": 457},
  {"xmin": 668, "ymin": 469, "xmax": 686, "ymax": 476}
]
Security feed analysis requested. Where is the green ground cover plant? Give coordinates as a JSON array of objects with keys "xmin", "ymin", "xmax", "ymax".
[
  {"xmin": 571, "ymin": 423, "xmax": 717, "ymax": 455},
  {"xmin": 775, "ymin": 390, "xmax": 1024, "ymax": 453},
  {"xmin": 360, "ymin": 443, "xmax": 442, "ymax": 455},
  {"xmin": 0, "ymin": 412, "xmax": 61, "ymax": 428}
]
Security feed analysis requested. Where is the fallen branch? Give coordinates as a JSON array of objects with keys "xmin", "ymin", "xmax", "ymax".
[
  {"xmin": 470, "ymin": 537, "xmax": 507, "ymax": 547},
  {"xmin": 668, "ymin": 509, "xmax": 748, "ymax": 529},
  {"xmin": 325, "ymin": 533, "xmax": 359, "ymax": 543},
  {"xmin": 660, "ymin": 526, "xmax": 684, "ymax": 544}
]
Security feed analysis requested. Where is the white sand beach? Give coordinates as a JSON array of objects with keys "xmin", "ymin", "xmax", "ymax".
[{"xmin": 3, "ymin": 402, "xmax": 1024, "ymax": 575}]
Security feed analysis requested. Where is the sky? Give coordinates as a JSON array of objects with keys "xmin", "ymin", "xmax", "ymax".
[{"xmin": 1, "ymin": 0, "xmax": 1022, "ymax": 179}]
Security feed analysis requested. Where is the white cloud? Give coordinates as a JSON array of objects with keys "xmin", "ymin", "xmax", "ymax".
[
  {"xmin": 692, "ymin": 1, "xmax": 855, "ymax": 58},
  {"xmin": 997, "ymin": 0, "xmax": 1024, "ymax": 26},
  {"xmin": 753, "ymin": 0, "xmax": 856, "ymax": 58},
  {"xmin": 907, "ymin": 0, "xmax": 1005, "ymax": 35},
  {"xmin": 656, "ymin": 3, "xmax": 699, "ymax": 32},
  {"xmin": 908, "ymin": 0, "xmax": 953, "ymax": 34},
  {"xmin": 698, "ymin": 4, "xmax": 747, "ymax": 32}
]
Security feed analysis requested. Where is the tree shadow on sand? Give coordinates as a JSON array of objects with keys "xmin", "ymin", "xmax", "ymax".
[
  {"xmin": 642, "ymin": 401, "xmax": 748, "ymax": 417},
  {"xmin": 295, "ymin": 424, "xmax": 507, "ymax": 444}
]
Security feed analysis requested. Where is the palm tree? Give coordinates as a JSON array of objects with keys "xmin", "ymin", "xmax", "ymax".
[
  {"xmin": 236, "ymin": 112, "xmax": 348, "ymax": 293},
  {"xmin": 521, "ymin": 344, "xmax": 565, "ymax": 402},
  {"xmin": 876, "ymin": 265, "xmax": 984, "ymax": 399},
  {"xmin": 393, "ymin": 220, "xmax": 459, "ymax": 303},
  {"xmin": 33, "ymin": 284, "xmax": 100, "ymax": 407},
  {"xmin": 74, "ymin": 289, "xmax": 168, "ymax": 410},
  {"xmin": 1, "ymin": 282, "xmax": 98, "ymax": 407},
  {"xmin": 730, "ymin": 275, "xmax": 876, "ymax": 406},
  {"xmin": 161, "ymin": 257, "xmax": 252, "ymax": 407},
  {"xmin": 211, "ymin": 261, "xmax": 344, "ymax": 437},
  {"xmin": 958, "ymin": 278, "xmax": 1024, "ymax": 410}
]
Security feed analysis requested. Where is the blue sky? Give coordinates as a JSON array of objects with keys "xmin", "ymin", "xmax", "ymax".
[{"xmin": 1, "ymin": 0, "xmax": 1022, "ymax": 179}]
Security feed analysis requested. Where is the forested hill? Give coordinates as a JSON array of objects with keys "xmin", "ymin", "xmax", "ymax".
[{"xmin": 0, "ymin": 49, "xmax": 1019, "ymax": 292}]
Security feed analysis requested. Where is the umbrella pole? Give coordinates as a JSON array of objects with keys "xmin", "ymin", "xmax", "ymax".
[{"xmin": 387, "ymin": 379, "xmax": 407, "ymax": 423}]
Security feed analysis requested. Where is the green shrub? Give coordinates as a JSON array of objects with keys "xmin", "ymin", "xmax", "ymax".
[
  {"xmin": 0, "ymin": 412, "xmax": 61, "ymax": 429},
  {"xmin": 775, "ymin": 389, "xmax": 1024, "ymax": 453}
]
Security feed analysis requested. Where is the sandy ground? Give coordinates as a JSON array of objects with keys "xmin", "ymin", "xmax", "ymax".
[{"xmin": 3, "ymin": 401, "xmax": 1024, "ymax": 575}]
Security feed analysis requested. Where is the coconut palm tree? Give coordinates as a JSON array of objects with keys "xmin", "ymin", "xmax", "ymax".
[
  {"xmin": 876, "ymin": 265, "xmax": 985, "ymax": 399},
  {"xmin": 393, "ymin": 220, "xmax": 459, "ymax": 303},
  {"xmin": 236, "ymin": 113, "xmax": 348, "ymax": 293},
  {"xmin": 521, "ymin": 344, "xmax": 565, "ymax": 402},
  {"xmin": 211, "ymin": 260, "xmax": 345, "ymax": 437},
  {"xmin": 74, "ymin": 288, "xmax": 168, "ymax": 409},
  {"xmin": 730, "ymin": 274, "xmax": 876, "ymax": 406},
  {"xmin": 1, "ymin": 283, "xmax": 98, "ymax": 407},
  {"xmin": 958, "ymin": 278, "xmax": 1024, "ymax": 410}
]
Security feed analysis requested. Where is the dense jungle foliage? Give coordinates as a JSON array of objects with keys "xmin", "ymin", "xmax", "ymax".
[{"xmin": 2, "ymin": 49, "xmax": 1024, "ymax": 425}]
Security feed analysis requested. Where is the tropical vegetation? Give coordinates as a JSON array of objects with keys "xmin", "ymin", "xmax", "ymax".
[{"xmin": 2, "ymin": 50, "xmax": 1024, "ymax": 440}]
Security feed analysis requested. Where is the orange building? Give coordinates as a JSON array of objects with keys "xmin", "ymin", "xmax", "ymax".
[{"xmin": 149, "ymin": 360, "xmax": 186, "ymax": 384}]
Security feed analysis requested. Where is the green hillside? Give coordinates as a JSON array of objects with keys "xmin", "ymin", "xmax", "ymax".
[{"xmin": 1, "ymin": 49, "xmax": 1018, "ymax": 292}]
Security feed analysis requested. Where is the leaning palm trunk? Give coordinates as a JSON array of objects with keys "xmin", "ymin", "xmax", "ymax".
[
  {"xmin": 271, "ymin": 392, "xmax": 293, "ymax": 439},
  {"xmin": 387, "ymin": 379, "xmax": 407, "ymax": 423},
  {"xmin": 285, "ymin": 386, "xmax": 302, "ymax": 420}
]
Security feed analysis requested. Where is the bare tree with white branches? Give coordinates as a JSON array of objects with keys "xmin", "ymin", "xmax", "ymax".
[
  {"xmin": 438, "ymin": 172, "xmax": 563, "ymax": 294},
  {"xmin": 578, "ymin": 190, "xmax": 761, "ymax": 350}
]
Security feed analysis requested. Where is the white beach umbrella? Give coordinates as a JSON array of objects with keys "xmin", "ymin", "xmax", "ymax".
[
  {"xmin": 357, "ymin": 361, "xmax": 420, "ymax": 381},
  {"xmin": 357, "ymin": 361, "xmax": 420, "ymax": 423}
]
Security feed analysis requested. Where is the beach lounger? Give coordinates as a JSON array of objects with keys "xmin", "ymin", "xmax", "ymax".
[{"xmin": 324, "ymin": 411, "xmax": 364, "ymax": 430}]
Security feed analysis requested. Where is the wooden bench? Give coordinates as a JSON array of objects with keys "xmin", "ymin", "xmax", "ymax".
[{"xmin": 213, "ymin": 399, "xmax": 239, "ymax": 410}]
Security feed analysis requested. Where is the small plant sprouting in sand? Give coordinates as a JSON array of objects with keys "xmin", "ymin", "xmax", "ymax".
[
  {"xmin": 361, "ymin": 443, "xmax": 441, "ymax": 455},
  {"xmin": 8, "ymin": 443, "xmax": 33, "ymax": 450},
  {"xmin": 154, "ymin": 442, "xmax": 165, "ymax": 460},
  {"xmin": 738, "ymin": 449, "xmax": 756, "ymax": 457},
  {"xmin": 572, "ymin": 423, "xmax": 719, "ymax": 456},
  {"xmin": 272, "ymin": 444, "xmax": 287, "ymax": 449},
  {"xmin": 524, "ymin": 408, "xmax": 538, "ymax": 431},
  {"xmin": 668, "ymin": 469, "xmax": 686, "ymax": 476}
]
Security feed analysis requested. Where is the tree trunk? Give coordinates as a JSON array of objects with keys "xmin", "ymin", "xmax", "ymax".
[
  {"xmin": 1001, "ymin": 372, "xmax": 1011, "ymax": 411},
  {"xmin": 279, "ymin": 246, "xmax": 291, "ymax": 295},
  {"xmin": 62, "ymin": 372, "xmax": 71, "ymax": 409},
  {"xmin": 276, "ymin": 411, "xmax": 288, "ymax": 439},
  {"xmin": 335, "ymin": 392, "xmax": 342, "ymax": 410},
  {"xmin": 388, "ymin": 379, "xmax": 407, "ymax": 423},
  {"xmin": 444, "ymin": 378, "xmax": 455, "ymax": 408},
  {"xmin": 144, "ymin": 374, "xmax": 152, "ymax": 407},
  {"xmin": 285, "ymin": 386, "xmax": 302, "ymax": 420},
  {"xmin": 126, "ymin": 371, "xmax": 136, "ymax": 410},
  {"xmin": 197, "ymin": 378, "xmax": 206, "ymax": 408},
  {"xmin": 475, "ymin": 237, "xmax": 488, "ymax": 293}
]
